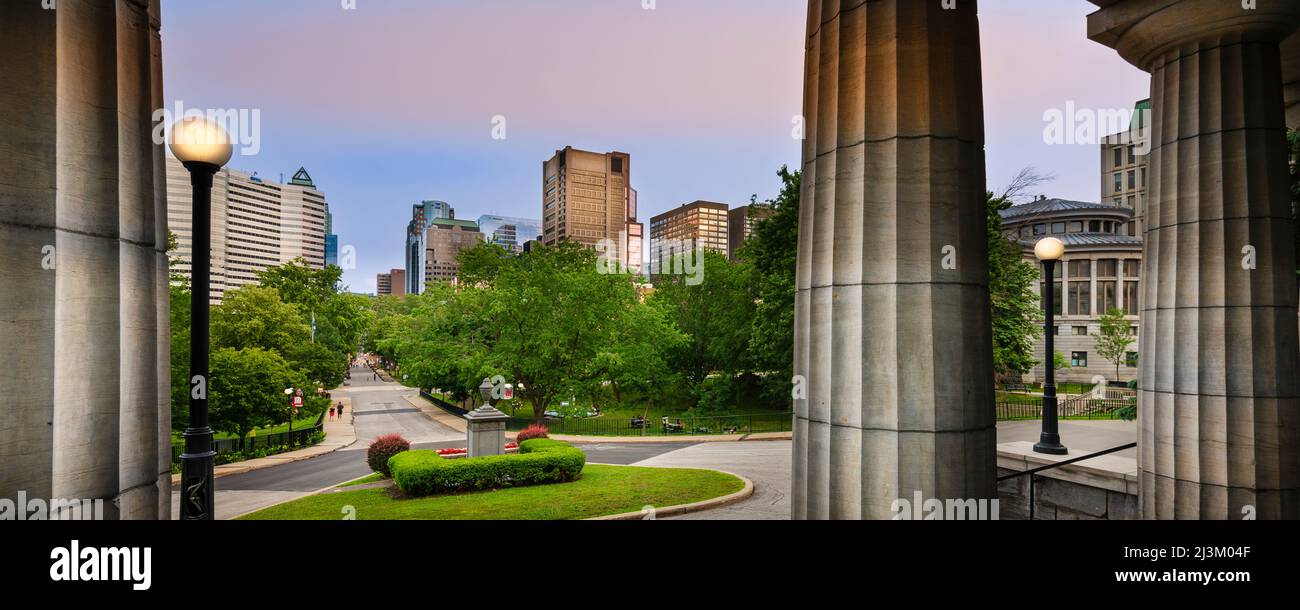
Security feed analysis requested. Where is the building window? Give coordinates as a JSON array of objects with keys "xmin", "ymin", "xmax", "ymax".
[
  {"xmin": 1052, "ymin": 222, "xmax": 1066, "ymax": 234},
  {"xmin": 1020, "ymin": 226, "xmax": 1032, "ymax": 239},
  {"xmin": 1068, "ymin": 221, "xmax": 1082, "ymax": 233},
  {"xmin": 1097, "ymin": 259, "xmax": 1117, "ymax": 277},
  {"xmin": 1114, "ymin": 146, "xmax": 1123, "ymax": 167},
  {"xmin": 1124, "ymin": 260, "xmax": 1141, "ymax": 278},
  {"xmin": 1140, "ymin": 167, "xmax": 1147, "ymax": 187},
  {"xmin": 1126, "ymin": 352, "xmax": 1139, "ymax": 368},
  {"xmin": 1089, "ymin": 220, "xmax": 1101, "ymax": 232},
  {"xmin": 1100, "ymin": 281, "xmax": 1118, "ymax": 312},
  {"xmin": 1071, "ymin": 352, "xmax": 1088, "ymax": 367},
  {"xmin": 1124, "ymin": 281, "xmax": 1140, "ymax": 315},
  {"xmin": 1073, "ymin": 326, "xmax": 1088, "ymax": 336},
  {"xmin": 1128, "ymin": 170, "xmax": 1136, "ymax": 189},
  {"xmin": 1033, "ymin": 224, "xmax": 1046, "ymax": 236},
  {"xmin": 1068, "ymin": 282, "xmax": 1091, "ymax": 315},
  {"xmin": 1068, "ymin": 259, "xmax": 1091, "ymax": 279},
  {"xmin": 1127, "ymin": 222, "xmax": 1136, "ymax": 236},
  {"xmin": 1128, "ymin": 145, "xmax": 1136, "ymax": 164},
  {"xmin": 1114, "ymin": 173, "xmax": 1122, "ymax": 193}
]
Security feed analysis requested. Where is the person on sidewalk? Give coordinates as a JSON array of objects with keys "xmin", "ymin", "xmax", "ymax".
[
  {"xmin": 329, "ymin": 406, "xmax": 336, "ymax": 421},
  {"xmin": 336, "ymin": 402, "xmax": 345, "ymax": 419}
]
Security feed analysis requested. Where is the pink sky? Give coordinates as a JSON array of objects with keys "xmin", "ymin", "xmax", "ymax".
[{"xmin": 163, "ymin": 0, "xmax": 1150, "ymax": 293}]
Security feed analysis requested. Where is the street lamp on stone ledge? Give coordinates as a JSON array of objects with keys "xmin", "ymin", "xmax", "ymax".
[
  {"xmin": 1034, "ymin": 237, "xmax": 1068, "ymax": 456},
  {"xmin": 169, "ymin": 116, "xmax": 234, "ymax": 520}
]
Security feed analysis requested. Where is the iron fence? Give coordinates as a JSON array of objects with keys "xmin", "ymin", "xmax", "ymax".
[{"xmin": 996, "ymin": 394, "xmax": 1134, "ymax": 421}]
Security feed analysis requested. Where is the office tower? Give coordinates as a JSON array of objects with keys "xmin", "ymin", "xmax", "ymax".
[
  {"xmin": 405, "ymin": 200, "xmax": 454, "ymax": 294},
  {"xmin": 727, "ymin": 203, "xmax": 774, "ymax": 259},
  {"xmin": 649, "ymin": 201, "xmax": 729, "ymax": 275},
  {"xmin": 542, "ymin": 146, "xmax": 642, "ymax": 273},
  {"xmin": 425, "ymin": 219, "xmax": 485, "ymax": 284},
  {"xmin": 166, "ymin": 157, "xmax": 328, "ymax": 303},
  {"xmin": 1100, "ymin": 99, "xmax": 1150, "ymax": 237},
  {"xmin": 324, "ymin": 203, "xmax": 339, "ymax": 267},
  {"xmin": 477, "ymin": 214, "xmax": 542, "ymax": 254},
  {"xmin": 377, "ymin": 272, "xmax": 392, "ymax": 296}
]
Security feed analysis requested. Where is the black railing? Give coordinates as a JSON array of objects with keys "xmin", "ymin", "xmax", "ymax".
[
  {"xmin": 421, "ymin": 390, "xmax": 469, "ymax": 416},
  {"xmin": 210, "ymin": 410, "xmax": 326, "ymax": 455},
  {"xmin": 997, "ymin": 442, "xmax": 1137, "ymax": 520},
  {"xmin": 505, "ymin": 412, "xmax": 794, "ymax": 437},
  {"xmin": 996, "ymin": 394, "xmax": 1133, "ymax": 421}
]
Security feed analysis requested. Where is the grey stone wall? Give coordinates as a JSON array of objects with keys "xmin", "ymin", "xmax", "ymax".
[{"xmin": 998, "ymin": 468, "xmax": 1138, "ymax": 521}]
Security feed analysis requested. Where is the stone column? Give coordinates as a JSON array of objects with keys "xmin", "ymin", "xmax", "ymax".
[
  {"xmin": 0, "ymin": 0, "xmax": 171, "ymax": 520},
  {"xmin": 1283, "ymin": 32, "xmax": 1300, "ymax": 129},
  {"xmin": 465, "ymin": 406, "xmax": 509, "ymax": 458},
  {"xmin": 1090, "ymin": 0, "xmax": 1300, "ymax": 519},
  {"xmin": 793, "ymin": 0, "xmax": 995, "ymax": 520}
]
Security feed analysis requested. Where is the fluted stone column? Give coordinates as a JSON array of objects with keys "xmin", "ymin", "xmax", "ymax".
[
  {"xmin": 793, "ymin": 0, "xmax": 995, "ymax": 520},
  {"xmin": 1090, "ymin": 0, "xmax": 1300, "ymax": 519},
  {"xmin": 0, "ymin": 0, "xmax": 172, "ymax": 520},
  {"xmin": 1283, "ymin": 32, "xmax": 1300, "ymax": 129}
]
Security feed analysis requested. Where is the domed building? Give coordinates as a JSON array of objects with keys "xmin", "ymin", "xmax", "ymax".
[{"xmin": 1000, "ymin": 197, "xmax": 1143, "ymax": 384}]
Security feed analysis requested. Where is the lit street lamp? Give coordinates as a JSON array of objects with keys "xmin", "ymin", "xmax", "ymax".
[
  {"xmin": 170, "ymin": 116, "xmax": 233, "ymax": 520},
  {"xmin": 1034, "ymin": 237, "xmax": 1068, "ymax": 455}
]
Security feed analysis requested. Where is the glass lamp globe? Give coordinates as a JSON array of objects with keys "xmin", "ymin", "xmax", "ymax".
[
  {"xmin": 168, "ymin": 116, "xmax": 234, "ymax": 167},
  {"xmin": 1034, "ymin": 237, "xmax": 1066, "ymax": 262}
]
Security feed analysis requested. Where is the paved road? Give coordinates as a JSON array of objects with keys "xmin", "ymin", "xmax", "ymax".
[{"xmin": 206, "ymin": 366, "xmax": 693, "ymax": 517}]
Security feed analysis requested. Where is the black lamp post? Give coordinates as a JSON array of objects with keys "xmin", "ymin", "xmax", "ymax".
[
  {"xmin": 1034, "ymin": 237, "xmax": 1068, "ymax": 455},
  {"xmin": 170, "ymin": 117, "xmax": 234, "ymax": 520}
]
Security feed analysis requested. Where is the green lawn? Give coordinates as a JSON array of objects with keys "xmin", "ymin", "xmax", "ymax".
[{"xmin": 238, "ymin": 465, "xmax": 744, "ymax": 520}]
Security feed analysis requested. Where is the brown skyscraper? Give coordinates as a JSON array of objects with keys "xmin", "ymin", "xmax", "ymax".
[
  {"xmin": 649, "ymin": 201, "xmax": 729, "ymax": 274},
  {"xmin": 542, "ymin": 146, "xmax": 643, "ymax": 273}
]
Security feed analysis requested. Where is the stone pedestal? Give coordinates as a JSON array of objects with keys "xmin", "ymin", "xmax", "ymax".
[
  {"xmin": 465, "ymin": 406, "xmax": 509, "ymax": 458},
  {"xmin": 792, "ymin": 0, "xmax": 996, "ymax": 519},
  {"xmin": 0, "ymin": 0, "xmax": 171, "ymax": 519},
  {"xmin": 1090, "ymin": 0, "xmax": 1300, "ymax": 519}
]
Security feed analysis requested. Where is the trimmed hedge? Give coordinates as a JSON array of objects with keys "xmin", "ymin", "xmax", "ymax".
[{"xmin": 388, "ymin": 439, "xmax": 586, "ymax": 496}]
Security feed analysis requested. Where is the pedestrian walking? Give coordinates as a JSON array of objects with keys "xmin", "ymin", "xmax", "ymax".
[
  {"xmin": 329, "ymin": 406, "xmax": 336, "ymax": 420},
  {"xmin": 337, "ymin": 402, "xmax": 345, "ymax": 419}
]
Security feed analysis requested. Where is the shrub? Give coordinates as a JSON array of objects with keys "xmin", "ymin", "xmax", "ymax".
[
  {"xmin": 515, "ymin": 425, "xmax": 549, "ymax": 443},
  {"xmin": 367, "ymin": 434, "xmax": 411, "ymax": 476},
  {"xmin": 389, "ymin": 439, "xmax": 585, "ymax": 496}
]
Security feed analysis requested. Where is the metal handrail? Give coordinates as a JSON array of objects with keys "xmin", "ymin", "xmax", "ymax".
[{"xmin": 997, "ymin": 442, "xmax": 1137, "ymax": 519}]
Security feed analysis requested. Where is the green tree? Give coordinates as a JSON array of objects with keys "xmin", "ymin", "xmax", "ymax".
[
  {"xmin": 737, "ymin": 166, "xmax": 800, "ymax": 408},
  {"xmin": 208, "ymin": 347, "xmax": 305, "ymax": 442},
  {"xmin": 648, "ymin": 250, "xmax": 755, "ymax": 402},
  {"xmin": 394, "ymin": 242, "xmax": 684, "ymax": 423},
  {"xmin": 167, "ymin": 232, "xmax": 191, "ymax": 431},
  {"xmin": 1093, "ymin": 307, "xmax": 1134, "ymax": 382},
  {"xmin": 986, "ymin": 191, "xmax": 1043, "ymax": 382}
]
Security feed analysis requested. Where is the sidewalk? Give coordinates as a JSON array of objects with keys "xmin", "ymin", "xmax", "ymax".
[{"xmin": 170, "ymin": 395, "xmax": 358, "ymax": 486}]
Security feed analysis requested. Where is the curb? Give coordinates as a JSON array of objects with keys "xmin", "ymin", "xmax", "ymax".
[
  {"xmin": 586, "ymin": 469, "xmax": 754, "ymax": 520},
  {"xmin": 546, "ymin": 433, "xmax": 792, "ymax": 445}
]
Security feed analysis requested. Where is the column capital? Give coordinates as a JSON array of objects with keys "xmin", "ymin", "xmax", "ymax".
[{"xmin": 1088, "ymin": 0, "xmax": 1300, "ymax": 71}]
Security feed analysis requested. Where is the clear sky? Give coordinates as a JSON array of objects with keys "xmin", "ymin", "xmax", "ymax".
[{"xmin": 161, "ymin": 0, "xmax": 1149, "ymax": 294}]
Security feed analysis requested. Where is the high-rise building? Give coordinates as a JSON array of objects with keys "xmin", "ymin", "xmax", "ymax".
[
  {"xmin": 649, "ymin": 201, "xmax": 729, "ymax": 275},
  {"xmin": 727, "ymin": 203, "xmax": 774, "ymax": 259},
  {"xmin": 166, "ymin": 157, "xmax": 328, "ymax": 302},
  {"xmin": 376, "ymin": 269, "xmax": 405, "ymax": 296},
  {"xmin": 477, "ymin": 214, "xmax": 542, "ymax": 254},
  {"xmin": 542, "ymin": 147, "xmax": 643, "ymax": 273},
  {"xmin": 324, "ymin": 202, "xmax": 339, "ymax": 267},
  {"xmin": 405, "ymin": 200, "xmax": 454, "ymax": 294},
  {"xmin": 424, "ymin": 219, "xmax": 484, "ymax": 284},
  {"xmin": 1100, "ymin": 99, "xmax": 1150, "ymax": 237}
]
